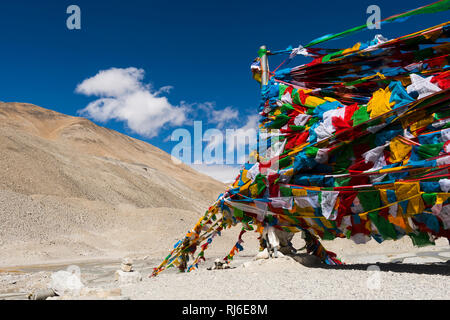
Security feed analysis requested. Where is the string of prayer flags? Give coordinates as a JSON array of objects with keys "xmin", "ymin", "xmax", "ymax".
[{"xmin": 152, "ymin": 5, "xmax": 450, "ymax": 276}]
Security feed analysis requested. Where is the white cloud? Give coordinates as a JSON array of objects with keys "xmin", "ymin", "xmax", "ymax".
[
  {"xmin": 211, "ymin": 106, "xmax": 239, "ymax": 128},
  {"xmin": 189, "ymin": 164, "xmax": 241, "ymax": 184},
  {"xmin": 224, "ymin": 114, "xmax": 259, "ymax": 152},
  {"xmin": 75, "ymin": 67, "xmax": 260, "ymax": 168},
  {"xmin": 204, "ymin": 114, "xmax": 259, "ymax": 164},
  {"xmin": 76, "ymin": 67, "xmax": 187, "ymax": 138},
  {"xmin": 195, "ymin": 102, "xmax": 239, "ymax": 128},
  {"xmin": 225, "ymin": 114, "xmax": 259, "ymax": 163},
  {"xmin": 76, "ymin": 67, "xmax": 145, "ymax": 97}
]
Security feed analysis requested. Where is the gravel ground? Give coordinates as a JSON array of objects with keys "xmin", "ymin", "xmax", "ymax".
[
  {"xmin": 121, "ymin": 256, "xmax": 449, "ymax": 300},
  {"xmin": 1, "ymin": 247, "xmax": 449, "ymax": 300}
]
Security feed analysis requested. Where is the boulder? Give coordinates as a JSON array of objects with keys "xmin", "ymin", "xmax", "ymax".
[{"xmin": 50, "ymin": 270, "xmax": 84, "ymax": 296}]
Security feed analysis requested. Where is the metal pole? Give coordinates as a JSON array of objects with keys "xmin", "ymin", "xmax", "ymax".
[
  {"xmin": 260, "ymin": 45, "xmax": 269, "ymax": 86},
  {"xmin": 256, "ymin": 46, "xmax": 270, "ymax": 164}
]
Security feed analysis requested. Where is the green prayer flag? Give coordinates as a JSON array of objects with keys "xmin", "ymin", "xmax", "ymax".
[
  {"xmin": 409, "ymin": 232, "xmax": 435, "ymax": 247},
  {"xmin": 233, "ymin": 208, "xmax": 244, "ymax": 218},
  {"xmin": 368, "ymin": 211, "xmax": 398, "ymax": 240},
  {"xmin": 322, "ymin": 230, "xmax": 336, "ymax": 240},
  {"xmin": 422, "ymin": 193, "xmax": 437, "ymax": 206},
  {"xmin": 359, "ymin": 191, "xmax": 381, "ymax": 212},
  {"xmin": 305, "ymin": 147, "xmax": 319, "ymax": 158},
  {"xmin": 280, "ymin": 186, "xmax": 293, "ymax": 197},
  {"xmin": 352, "ymin": 105, "xmax": 370, "ymax": 126},
  {"xmin": 417, "ymin": 143, "xmax": 444, "ymax": 159}
]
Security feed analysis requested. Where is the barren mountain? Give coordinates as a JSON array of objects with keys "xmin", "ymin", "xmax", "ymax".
[{"xmin": 0, "ymin": 102, "xmax": 234, "ymax": 266}]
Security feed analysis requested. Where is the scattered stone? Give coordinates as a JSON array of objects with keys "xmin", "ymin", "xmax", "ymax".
[
  {"xmin": 114, "ymin": 258, "xmax": 141, "ymax": 285},
  {"xmin": 121, "ymin": 264, "xmax": 133, "ymax": 272},
  {"xmin": 121, "ymin": 258, "xmax": 134, "ymax": 272},
  {"xmin": 207, "ymin": 259, "xmax": 234, "ymax": 270},
  {"xmin": 114, "ymin": 270, "xmax": 142, "ymax": 285},
  {"xmin": 29, "ymin": 288, "xmax": 56, "ymax": 300},
  {"xmin": 255, "ymin": 248, "xmax": 270, "ymax": 260},
  {"xmin": 254, "ymin": 248, "xmax": 285, "ymax": 260}
]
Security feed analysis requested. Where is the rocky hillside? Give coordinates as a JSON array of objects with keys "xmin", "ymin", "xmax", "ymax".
[{"xmin": 0, "ymin": 102, "xmax": 230, "ymax": 265}]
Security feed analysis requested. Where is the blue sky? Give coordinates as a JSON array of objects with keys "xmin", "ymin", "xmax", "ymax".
[{"xmin": 0, "ymin": 0, "xmax": 448, "ymax": 181}]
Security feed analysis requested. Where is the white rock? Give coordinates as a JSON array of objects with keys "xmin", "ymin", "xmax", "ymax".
[
  {"xmin": 50, "ymin": 270, "xmax": 84, "ymax": 296},
  {"xmin": 29, "ymin": 289, "xmax": 56, "ymax": 300},
  {"xmin": 115, "ymin": 270, "xmax": 142, "ymax": 285},
  {"xmin": 121, "ymin": 264, "xmax": 133, "ymax": 272},
  {"xmin": 255, "ymin": 248, "xmax": 270, "ymax": 260}
]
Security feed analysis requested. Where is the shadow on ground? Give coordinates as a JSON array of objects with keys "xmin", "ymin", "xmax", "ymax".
[{"xmin": 288, "ymin": 253, "xmax": 450, "ymax": 276}]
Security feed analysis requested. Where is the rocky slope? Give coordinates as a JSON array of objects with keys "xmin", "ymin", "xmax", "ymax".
[{"xmin": 0, "ymin": 102, "xmax": 230, "ymax": 266}]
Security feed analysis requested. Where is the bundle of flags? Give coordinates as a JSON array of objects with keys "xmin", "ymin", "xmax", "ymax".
[{"xmin": 152, "ymin": 2, "xmax": 450, "ymax": 276}]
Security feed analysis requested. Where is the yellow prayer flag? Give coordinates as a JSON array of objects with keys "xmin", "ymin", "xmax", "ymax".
[
  {"xmin": 389, "ymin": 137, "xmax": 412, "ymax": 163},
  {"xmin": 367, "ymin": 86, "xmax": 395, "ymax": 118}
]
